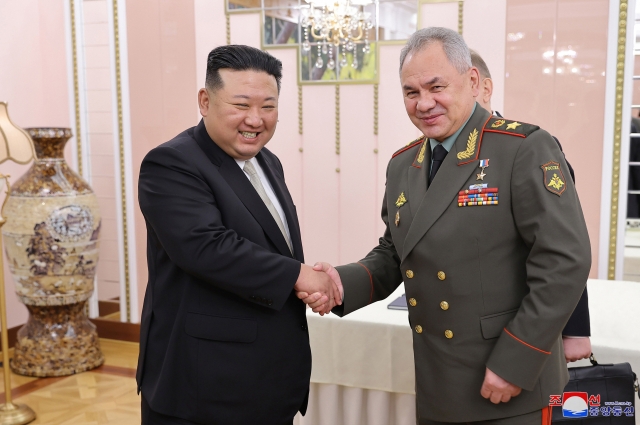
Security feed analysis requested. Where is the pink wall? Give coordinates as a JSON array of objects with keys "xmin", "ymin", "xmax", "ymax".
[
  {"xmin": 0, "ymin": 0, "xmax": 72, "ymax": 327},
  {"xmin": 504, "ymin": 0, "xmax": 609, "ymax": 278},
  {"xmin": 125, "ymin": 0, "xmax": 199, "ymax": 317}
]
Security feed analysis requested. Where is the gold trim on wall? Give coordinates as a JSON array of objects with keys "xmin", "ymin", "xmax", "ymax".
[
  {"xmin": 70, "ymin": 0, "xmax": 83, "ymax": 176},
  {"xmin": 112, "ymin": 0, "xmax": 131, "ymax": 322},
  {"xmin": 608, "ymin": 0, "xmax": 629, "ymax": 280},
  {"xmin": 458, "ymin": 1, "xmax": 463, "ymax": 35},
  {"xmin": 226, "ymin": 14, "xmax": 231, "ymax": 45},
  {"xmin": 298, "ymin": 85, "xmax": 303, "ymax": 135},
  {"xmin": 335, "ymin": 85, "xmax": 340, "ymax": 155},
  {"xmin": 373, "ymin": 84, "xmax": 378, "ymax": 135}
]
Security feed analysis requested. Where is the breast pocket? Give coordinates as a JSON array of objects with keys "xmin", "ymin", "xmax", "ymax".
[
  {"xmin": 480, "ymin": 308, "xmax": 518, "ymax": 339},
  {"xmin": 185, "ymin": 312, "xmax": 257, "ymax": 343}
]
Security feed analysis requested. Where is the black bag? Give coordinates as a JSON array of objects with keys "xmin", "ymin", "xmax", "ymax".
[{"xmin": 551, "ymin": 355, "xmax": 639, "ymax": 424}]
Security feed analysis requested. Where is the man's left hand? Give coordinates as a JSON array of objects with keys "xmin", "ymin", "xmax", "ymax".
[
  {"xmin": 480, "ymin": 367, "xmax": 522, "ymax": 404},
  {"xmin": 563, "ymin": 337, "xmax": 592, "ymax": 363}
]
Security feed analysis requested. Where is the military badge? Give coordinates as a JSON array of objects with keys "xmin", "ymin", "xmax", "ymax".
[
  {"xmin": 506, "ymin": 121, "xmax": 522, "ymax": 130},
  {"xmin": 456, "ymin": 128, "xmax": 478, "ymax": 160},
  {"xmin": 458, "ymin": 187, "xmax": 499, "ymax": 207},
  {"xmin": 395, "ymin": 192, "xmax": 407, "ymax": 226},
  {"xmin": 469, "ymin": 183, "xmax": 487, "ymax": 190},
  {"xmin": 476, "ymin": 159, "xmax": 489, "ymax": 181},
  {"xmin": 541, "ymin": 161, "xmax": 566, "ymax": 196},
  {"xmin": 395, "ymin": 192, "xmax": 407, "ymax": 208},
  {"xmin": 491, "ymin": 119, "xmax": 505, "ymax": 128},
  {"xmin": 416, "ymin": 141, "xmax": 427, "ymax": 164}
]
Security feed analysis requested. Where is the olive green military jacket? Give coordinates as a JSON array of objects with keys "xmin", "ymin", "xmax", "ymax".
[{"xmin": 333, "ymin": 105, "xmax": 591, "ymax": 422}]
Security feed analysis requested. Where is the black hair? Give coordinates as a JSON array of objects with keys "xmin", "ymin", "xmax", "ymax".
[{"xmin": 205, "ymin": 45, "xmax": 283, "ymax": 92}]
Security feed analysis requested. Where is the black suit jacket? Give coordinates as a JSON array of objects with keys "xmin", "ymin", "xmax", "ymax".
[
  {"xmin": 494, "ymin": 111, "xmax": 590, "ymax": 336},
  {"xmin": 136, "ymin": 120, "xmax": 311, "ymax": 424}
]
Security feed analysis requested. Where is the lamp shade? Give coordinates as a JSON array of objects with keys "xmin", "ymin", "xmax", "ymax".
[{"xmin": 0, "ymin": 102, "xmax": 34, "ymax": 165}]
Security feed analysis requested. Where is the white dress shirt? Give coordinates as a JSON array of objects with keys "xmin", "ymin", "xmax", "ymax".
[{"xmin": 235, "ymin": 157, "xmax": 293, "ymax": 250}]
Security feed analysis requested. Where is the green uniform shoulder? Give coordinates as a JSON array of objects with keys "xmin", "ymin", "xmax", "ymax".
[
  {"xmin": 392, "ymin": 136, "xmax": 425, "ymax": 158},
  {"xmin": 483, "ymin": 117, "xmax": 540, "ymax": 138}
]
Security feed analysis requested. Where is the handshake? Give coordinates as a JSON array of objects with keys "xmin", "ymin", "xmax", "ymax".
[{"xmin": 294, "ymin": 263, "xmax": 343, "ymax": 315}]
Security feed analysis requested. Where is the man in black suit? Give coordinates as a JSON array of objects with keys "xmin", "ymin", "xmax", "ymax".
[
  {"xmin": 136, "ymin": 45, "xmax": 340, "ymax": 425},
  {"xmin": 470, "ymin": 49, "xmax": 592, "ymax": 362}
]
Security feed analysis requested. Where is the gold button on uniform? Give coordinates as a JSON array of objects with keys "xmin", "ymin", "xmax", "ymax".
[
  {"xmin": 444, "ymin": 330, "xmax": 454, "ymax": 339},
  {"xmin": 440, "ymin": 301, "xmax": 449, "ymax": 310},
  {"xmin": 409, "ymin": 298, "xmax": 417, "ymax": 307},
  {"xmin": 406, "ymin": 270, "xmax": 414, "ymax": 279},
  {"xmin": 415, "ymin": 325, "xmax": 423, "ymax": 334},
  {"xmin": 437, "ymin": 271, "xmax": 446, "ymax": 280}
]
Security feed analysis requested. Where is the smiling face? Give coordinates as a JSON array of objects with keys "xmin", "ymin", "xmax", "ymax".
[
  {"xmin": 199, "ymin": 69, "xmax": 279, "ymax": 160},
  {"xmin": 401, "ymin": 42, "xmax": 479, "ymax": 142}
]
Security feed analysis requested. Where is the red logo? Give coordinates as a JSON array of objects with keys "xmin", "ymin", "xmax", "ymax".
[
  {"xmin": 549, "ymin": 395, "xmax": 562, "ymax": 406},
  {"xmin": 588, "ymin": 395, "xmax": 601, "ymax": 406}
]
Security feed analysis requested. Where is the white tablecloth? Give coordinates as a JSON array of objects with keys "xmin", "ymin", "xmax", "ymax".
[{"xmin": 294, "ymin": 279, "xmax": 640, "ymax": 425}]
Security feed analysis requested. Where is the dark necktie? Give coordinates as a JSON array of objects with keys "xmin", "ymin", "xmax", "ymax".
[{"xmin": 429, "ymin": 143, "xmax": 448, "ymax": 185}]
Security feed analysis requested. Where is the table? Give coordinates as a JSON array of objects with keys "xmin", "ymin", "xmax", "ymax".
[
  {"xmin": 295, "ymin": 284, "xmax": 416, "ymax": 425},
  {"xmin": 294, "ymin": 280, "xmax": 640, "ymax": 425}
]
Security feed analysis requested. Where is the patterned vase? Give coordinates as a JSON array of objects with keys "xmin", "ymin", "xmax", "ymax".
[{"xmin": 2, "ymin": 128, "xmax": 104, "ymax": 376}]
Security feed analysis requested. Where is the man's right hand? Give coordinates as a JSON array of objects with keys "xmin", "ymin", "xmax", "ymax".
[
  {"xmin": 295, "ymin": 262, "xmax": 343, "ymax": 315},
  {"xmin": 294, "ymin": 264, "xmax": 341, "ymax": 315},
  {"xmin": 480, "ymin": 367, "xmax": 522, "ymax": 404}
]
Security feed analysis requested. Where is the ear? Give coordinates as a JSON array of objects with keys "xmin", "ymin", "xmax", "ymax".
[
  {"xmin": 469, "ymin": 67, "xmax": 480, "ymax": 97},
  {"xmin": 198, "ymin": 88, "xmax": 210, "ymax": 117},
  {"xmin": 482, "ymin": 78, "xmax": 494, "ymax": 105}
]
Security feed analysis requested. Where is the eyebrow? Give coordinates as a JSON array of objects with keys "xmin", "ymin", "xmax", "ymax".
[{"xmin": 232, "ymin": 95, "xmax": 277, "ymax": 101}]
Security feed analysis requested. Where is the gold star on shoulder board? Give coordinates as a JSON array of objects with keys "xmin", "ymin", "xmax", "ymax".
[{"xmin": 506, "ymin": 121, "xmax": 521, "ymax": 130}]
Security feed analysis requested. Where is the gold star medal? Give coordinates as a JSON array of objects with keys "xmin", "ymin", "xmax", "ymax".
[
  {"xmin": 476, "ymin": 159, "xmax": 489, "ymax": 181},
  {"xmin": 395, "ymin": 192, "xmax": 407, "ymax": 227}
]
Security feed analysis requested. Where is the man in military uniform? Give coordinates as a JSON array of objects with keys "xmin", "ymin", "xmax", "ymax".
[{"xmin": 298, "ymin": 27, "xmax": 591, "ymax": 424}]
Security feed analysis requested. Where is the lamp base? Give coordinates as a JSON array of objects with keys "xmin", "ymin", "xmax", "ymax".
[{"xmin": 0, "ymin": 403, "xmax": 35, "ymax": 425}]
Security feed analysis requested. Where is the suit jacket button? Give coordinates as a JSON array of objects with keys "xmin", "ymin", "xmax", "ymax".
[
  {"xmin": 409, "ymin": 298, "xmax": 417, "ymax": 307},
  {"xmin": 444, "ymin": 330, "xmax": 454, "ymax": 339},
  {"xmin": 440, "ymin": 301, "xmax": 449, "ymax": 310},
  {"xmin": 437, "ymin": 271, "xmax": 446, "ymax": 280},
  {"xmin": 406, "ymin": 270, "xmax": 414, "ymax": 279},
  {"xmin": 301, "ymin": 325, "xmax": 307, "ymax": 331},
  {"xmin": 415, "ymin": 325, "xmax": 423, "ymax": 334}
]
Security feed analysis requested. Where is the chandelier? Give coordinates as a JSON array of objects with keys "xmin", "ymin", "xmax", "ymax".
[{"xmin": 300, "ymin": 0, "xmax": 374, "ymax": 70}]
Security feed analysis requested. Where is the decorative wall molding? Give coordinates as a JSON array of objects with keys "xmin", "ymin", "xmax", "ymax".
[{"xmin": 109, "ymin": 0, "xmax": 138, "ymax": 322}]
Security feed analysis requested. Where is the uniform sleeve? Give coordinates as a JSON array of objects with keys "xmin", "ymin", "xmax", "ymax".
[
  {"xmin": 138, "ymin": 146, "xmax": 301, "ymax": 311},
  {"xmin": 333, "ymin": 184, "xmax": 403, "ymax": 316},
  {"xmin": 485, "ymin": 130, "xmax": 591, "ymax": 390}
]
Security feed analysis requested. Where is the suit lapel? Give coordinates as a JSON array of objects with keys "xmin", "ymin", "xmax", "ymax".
[
  {"xmin": 257, "ymin": 152, "xmax": 304, "ymax": 262},
  {"xmin": 401, "ymin": 107, "xmax": 492, "ymax": 262},
  {"xmin": 194, "ymin": 120, "xmax": 293, "ymax": 258},
  {"xmin": 406, "ymin": 137, "xmax": 429, "ymax": 219}
]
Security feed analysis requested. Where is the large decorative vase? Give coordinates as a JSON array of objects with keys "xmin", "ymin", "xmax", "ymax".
[{"xmin": 2, "ymin": 128, "xmax": 104, "ymax": 377}]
